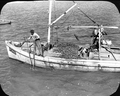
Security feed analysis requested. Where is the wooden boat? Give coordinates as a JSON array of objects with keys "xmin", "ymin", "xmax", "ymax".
[
  {"xmin": 0, "ymin": 19, "xmax": 11, "ymax": 25},
  {"xmin": 5, "ymin": 1, "xmax": 120, "ymax": 72}
]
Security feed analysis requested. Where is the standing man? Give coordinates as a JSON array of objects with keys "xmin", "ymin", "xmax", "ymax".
[
  {"xmin": 91, "ymin": 26, "xmax": 107, "ymax": 51},
  {"xmin": 92, "ymin": 28, "xmax": 98, "ymax": 45},
  {"xmin": 28, "ymin": 29, "xmax": 42, "ymax": 56},
  {"xmin": 91, "ymin": 28, "xmax": 101, "ymax": 51}
]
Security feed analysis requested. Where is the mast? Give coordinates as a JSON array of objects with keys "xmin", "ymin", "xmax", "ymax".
[
  {"xmin": 47, "ymin": 0, "xmax": 53, "ymax": 44},
  {"xmin": 98, "ymin": 28, "xmax": 101, "ymax": 60}
]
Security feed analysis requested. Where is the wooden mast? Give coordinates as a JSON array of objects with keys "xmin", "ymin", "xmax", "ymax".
[
  {"xmin": 98, "ymin": 28, "xmax": 101, "ymax": 60},
  {"xmin": 98, "ymin": 25, "xmax": 104, "ymax": 60},
  {"xmin": 47, "ymin": 0, "xmax": 52, "ymax": 44}
]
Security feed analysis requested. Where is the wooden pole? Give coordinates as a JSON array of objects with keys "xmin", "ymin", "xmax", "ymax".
[
  {"xmin": 48, "ymin": 0, "xmax": 53, "ymax": 44},
  {"xmin": 98, "ymin": 28, "xmax": 101, "ymax": 60}
]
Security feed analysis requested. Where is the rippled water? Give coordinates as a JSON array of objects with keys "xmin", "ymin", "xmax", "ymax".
[{"xmin": 0, "ymin": 1, "xmax": 120, "ymax": 96}]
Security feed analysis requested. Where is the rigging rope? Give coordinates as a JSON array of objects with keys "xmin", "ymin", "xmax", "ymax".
[
  {"xmin": 51, "ymin": 0, "xmax": 58, "ymax": 44},
  {"xmin": 77, "ymin": 7, "xmax": 99, "ymax": 26},
  {"xmin": 27, "ymin": 41, "xmax": 33, "ymax": 69},
  {"xmin": 53, "ymin": 0, "xmax": 57, "ymax": 20},
  {"xmin": 52, "ymin": 3, "xmax": 75, "ymax": 43},
  {"xmin": 58, "ymin": 10, "xmax": 73, "ymax": 27},
  {"xmin": 33, "ymin": 42, "xmax": 36, "ymax": 70},
  {"xmin": 54, "ymin": 11, "xmax": 73, "ymax": 42}
]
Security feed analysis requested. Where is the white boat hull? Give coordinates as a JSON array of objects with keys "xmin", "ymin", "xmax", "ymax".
[{"xmin": 5, "ymin": 40, "xmax": 120, "ymax": 72}]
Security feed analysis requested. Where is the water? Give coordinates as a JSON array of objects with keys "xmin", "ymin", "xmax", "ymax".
[{"xmin": 0, "ymin": 1, "xmax": 120, "ymax": 96}]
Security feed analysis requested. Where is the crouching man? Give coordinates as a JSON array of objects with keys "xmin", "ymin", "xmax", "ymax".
[{"xmin": 78, "ymin": 44, "xmax": 90, "ymax": 59}]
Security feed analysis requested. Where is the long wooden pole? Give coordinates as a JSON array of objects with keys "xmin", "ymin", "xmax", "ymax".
[
  {"xmin": 98, "ymin": 28, "xmax": 101, "ymax": 60},
  {"xmin": 48, "ymin": 0, "xmax": 53, "ymax": 44}
]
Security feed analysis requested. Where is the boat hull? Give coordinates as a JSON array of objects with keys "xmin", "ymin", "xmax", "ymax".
[
  {"xmin": 5, "ymin": 40, "xmax": 120, "ymax": 72},
  {"xmin": 0, "ymin": 19, "xmax": 11, "ymax": 25}
]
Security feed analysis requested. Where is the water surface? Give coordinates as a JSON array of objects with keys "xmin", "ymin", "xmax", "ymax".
[{"xmin": 0, "ymin": 1, "xmax": 120, "ymax": 96}]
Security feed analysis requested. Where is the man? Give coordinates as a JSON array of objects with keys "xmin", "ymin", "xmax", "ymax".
[
  {"xmin": 78, "ymin": 44, "xmax": 90, "ymax": 59},
  {"xmin": 28, "ymin": 30, "xmax": 42, "ymax": 56},
  {"xmin": 92, "ymin": 28, "xmax": 98, "ymax": 45},
  {"xmin": 91, "ymin": 27, "xmax": 107, "ymax": 51}
]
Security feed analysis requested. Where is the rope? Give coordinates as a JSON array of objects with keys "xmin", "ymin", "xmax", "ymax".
[
  {"xmin": 53, "ymin": 9, "xmax": 74, "ymax": 43},
  {"xmin": 27, "ymin": 41, "xmax": 33, "ymax": 69},
  {"xmin": 53, "ymin": 0, "xmax": 57, "ymax": 20},
  {"xmin": 33, "ymin": 42, "xmax": 36, "ymax": 70},
  {"xmin": 77, "ymin": 7, "xmax": 99, "ymax": 26},
  {"xmin": 52, "ymin": 1, "xmax": 76, "ymax": 43},
  {"xmin": 102, "ymin": 45, "xmax": 117, "ymax": 61},
  {"xmin": 59, "ymin": 10, "xmax": 73, "ymax": 27}
]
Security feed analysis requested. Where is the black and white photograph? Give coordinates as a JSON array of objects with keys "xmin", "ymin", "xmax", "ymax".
[{"xmin": 0, "ymin": 0, "xmax": 120, "ymax": 96}]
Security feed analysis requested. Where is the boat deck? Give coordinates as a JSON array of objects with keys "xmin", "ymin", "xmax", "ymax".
[
  {"xmin": 44, "ymin": 49, "xmax": 61, "ymax": 57},
  {"xmin": 22, "ymin": 45, "xmax": 61, "ymax": 57},
  {"xmin": 11, "ymin": 41, "xmax": 120, "ymax": 61}
]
